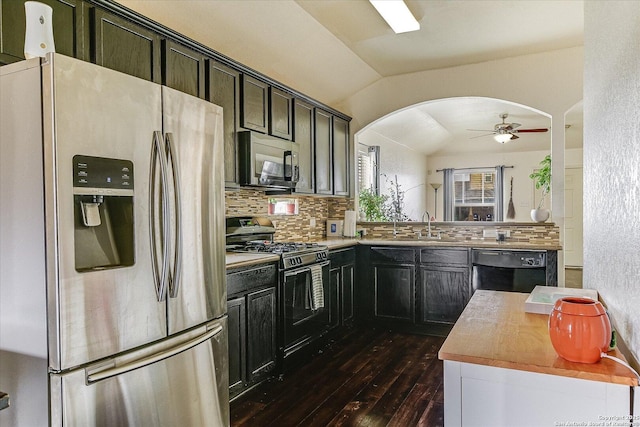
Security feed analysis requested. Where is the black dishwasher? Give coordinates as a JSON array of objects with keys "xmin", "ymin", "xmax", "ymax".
[{"xmin": 471, "ymin": 249, "xmax": 552, "ymax": 293}]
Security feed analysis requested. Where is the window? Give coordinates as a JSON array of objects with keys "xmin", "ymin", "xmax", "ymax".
[
  {"xmin": 357, "ymin": 144, "xmax": 380, "ymax": 194},
  {"xmin": 443, "ymin": 167, "xmax": 505, "ymax": 221}
]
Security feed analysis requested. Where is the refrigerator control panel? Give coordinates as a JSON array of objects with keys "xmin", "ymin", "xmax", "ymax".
[{"xmin": 73, "ymin": 155, "xmax": 134, "ymax": 189}]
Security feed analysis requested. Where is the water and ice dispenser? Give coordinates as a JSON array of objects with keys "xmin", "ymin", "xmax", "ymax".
[{"xmin": 73, "ymin": 155, "xmax": 135, "ymax": 271}]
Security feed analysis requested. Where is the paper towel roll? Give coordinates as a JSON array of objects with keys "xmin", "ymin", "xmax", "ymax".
[{"xmin": 343, "ymin": 210, "xmax": 357, "ymax": 237}]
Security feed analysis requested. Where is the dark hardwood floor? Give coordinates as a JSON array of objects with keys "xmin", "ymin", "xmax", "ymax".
[{"xmin": 230, "ymin": 328, "xmax": 445, "ymax": 427}]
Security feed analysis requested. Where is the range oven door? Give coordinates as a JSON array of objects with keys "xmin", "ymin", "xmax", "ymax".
[{"xmin": 281, "ymin": 261, "xmax": 330, "ymax": 356}]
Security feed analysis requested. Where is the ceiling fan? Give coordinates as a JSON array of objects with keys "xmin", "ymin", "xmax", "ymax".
[{"xmin": 468, "ymin": 113, "xmax": 549, "ymax": 143}]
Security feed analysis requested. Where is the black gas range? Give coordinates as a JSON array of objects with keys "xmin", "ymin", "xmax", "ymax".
[
  {"xmin": 226, "ymin": 217, "xmax": 332, "ymax": 369},
  {"xmin": 226, "ymin": 217, "xmax": 328, "ymax": 270}
]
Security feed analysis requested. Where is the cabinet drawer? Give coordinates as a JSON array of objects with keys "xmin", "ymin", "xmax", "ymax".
[
  {"xmin": 227, "ymin": 263, "xmax": 277, "ymax": 296},
  {"xmin": 420, "ymin": 248, "xmax": 469, "ymax": 266},
  {"xmin": 370, "ymin": 247, "xmax": 415, "ymax": 264},
  {"xmin": 329, "ymin": 247, "xmax": 356, "ymax": 266}
]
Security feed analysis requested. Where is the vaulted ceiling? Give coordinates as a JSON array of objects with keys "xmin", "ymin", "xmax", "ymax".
[{"xmin": 117, "ymin": 0, "xmax": 584, "ymax": 154}]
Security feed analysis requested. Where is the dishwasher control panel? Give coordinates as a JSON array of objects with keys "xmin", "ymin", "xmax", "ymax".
[
  {"xmin": 521, "ymin": 256, "xmax": 544, "ymax": 267},
  {"xmin": 472, "ymin": 249, "xmax": 546, "ymax": 269}
]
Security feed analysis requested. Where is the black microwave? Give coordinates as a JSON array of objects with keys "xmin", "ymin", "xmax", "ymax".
[{"xmin": 238, "ymin": 131, "xmax": 299, "ymax": 190}]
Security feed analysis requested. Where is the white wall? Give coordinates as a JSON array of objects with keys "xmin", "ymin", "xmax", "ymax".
[
  {"xmin": 428, "ymin": 150, "xmax": 553, "ymax": 222},
  {"xmin": 584, "ymin": 2, "xmax": 640, "ymax": 365},
  {"xmin": 427, "ymin": 148, "xmax": 584, "ymax": 222},
  {"xmin": 340, "ymin": 47, "xmax": 584, "ymax": 258},
  {"xmin": 358, "ymin": 131, "xmax": 428, "ymax": 221}
]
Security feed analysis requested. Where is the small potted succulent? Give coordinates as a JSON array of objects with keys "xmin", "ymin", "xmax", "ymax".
[{"xmin": 529, "ymin": 154, "xmax": 551, "ymax": 222}]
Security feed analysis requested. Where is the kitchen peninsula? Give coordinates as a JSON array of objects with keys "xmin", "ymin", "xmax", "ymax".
[{"xmin": 438, "ymin": 291, "xmax": 638, "ymax": 427}]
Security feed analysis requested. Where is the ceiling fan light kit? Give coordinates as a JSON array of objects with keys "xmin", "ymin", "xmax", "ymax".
[
  {"xmin": 469, "ymin": 113, "xmax": 549, "ymax": 143},
  {"xmin": 369, "ymin": 0, "xmax": 420, "ymax": 34},
  {"xmin": 494, "ymin": 133, "xmax": 513, "ymax": 143}
]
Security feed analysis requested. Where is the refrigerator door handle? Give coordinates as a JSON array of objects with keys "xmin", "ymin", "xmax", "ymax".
[
  {"xmin": 86, "ymin": 323, "xmax": 223, "ymax": 384},
  {"xmin": 165, "ymin": 132, "xmax": 182, "ymax": 298},
  {"xmin": 150, "ymin": 130, "xmax": 170, "ymax": 301}
]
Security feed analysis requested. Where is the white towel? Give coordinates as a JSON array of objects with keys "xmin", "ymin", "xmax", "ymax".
[{"xmin": 309, "ymin": 264, "xmax": 324, "ymax": 310}]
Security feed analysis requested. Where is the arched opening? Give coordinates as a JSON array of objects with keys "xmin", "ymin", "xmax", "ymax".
[{"xmin": 355, "ymin": 96, "xmax": 552, "ymax": 223}]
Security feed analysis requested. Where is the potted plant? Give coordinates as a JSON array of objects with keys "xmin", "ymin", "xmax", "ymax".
[
  {"xmin": 529, "ymin": 154, "xmax": 551, "ymax": 222},
  {"xmin": 358, "ymin": 188, "xmax": 388, "ymax": 221}
]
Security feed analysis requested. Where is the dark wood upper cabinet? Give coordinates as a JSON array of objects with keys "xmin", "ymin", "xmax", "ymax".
[
  {"xmin": 293, "ymin": 99, "xmax": 314, "ymax": 194},
  {"xmin": 269, "ymin": 87, "xmax": 292, "ymax": 140},
  {"xmin": 314, "ymin": 108, "xmax": 333, "ymax": 195},
  {"xmin": 0, "ymin": 0, "xmax": 84, "ymax": 65},
  {"xmin": 240, "ymin": 75, "xmax": 268, "ymax": 133},
  {"xmin": 208, "ymin": 60, "xmax": 241, "ymax": 186},
  {"xmin": 91, "ymin": 7, "xmax": 161, "ymax": 83},
  {"xmin": 333, "ymin": 116, "xmax": 349, "ymax": 196},
  {"xmin": 162, "ymin": 40, "xmax": 205, "ymax": 98}
]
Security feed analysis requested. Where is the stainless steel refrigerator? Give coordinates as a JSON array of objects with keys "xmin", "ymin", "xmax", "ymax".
[{"xmin": 0, "ymin": 53, "xmax": 228, "ymax": 426}]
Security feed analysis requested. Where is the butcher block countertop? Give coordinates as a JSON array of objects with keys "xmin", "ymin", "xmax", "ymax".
[{"xmin": 438, "ymin": 290, "xmax": 638, "ymax": 387}]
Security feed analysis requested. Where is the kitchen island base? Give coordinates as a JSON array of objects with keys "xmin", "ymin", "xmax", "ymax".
[{"xmin": 444, "ymin": 360, "xmax": 631, "ymax": 427}]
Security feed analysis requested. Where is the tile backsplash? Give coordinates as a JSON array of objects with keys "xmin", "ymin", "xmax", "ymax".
[
  {"xmin": 357, "ymin": 222, "xmax": 560, "ymax": 247},
  {"xmin": 225, "ymin": 189, "xmax": 559, "ymax": 246},
  {"xmin": 225, "ymin": 188, "xmax": 352, "ymax": 241}
]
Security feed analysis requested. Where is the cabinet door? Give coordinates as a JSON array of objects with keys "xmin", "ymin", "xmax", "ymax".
[
  {"xmin": 373, "ymin": 264, "xmax": 415, "ymax": 322},
  {"xmin": 240, "ymin": 75, "xmax": 268, "ymax": 133},
  {"xmin": 1, "ymin": 0, "xmax": 84, "ymax": 65},
  {"xmin": 333, "ymin": 116, "xmax": 349, "ymax": 196},
  {"xmin": 227, "ymin": 296, "xmax": 246, "ymax": 397},
  {"xmin": 163, "ymin": 40, "xmax": 205, "ymax": 98},
  {"xmin": 246, "ymin": 287, "xmax": 276, "ymax": 381},
  {"xmin": 341, "ymin": 263, "xmax": 355, "ymax": 324},
  {"xmin": 329, "ymin": 267, "xmax": 340, "ymax": 330},
  {"xmin": 419, "ymin": 266, "xmax": 470, "ymax": 324},
  {"xmin": 293, "ymin": 99, "xmax": 314, "ymax": 194},
  {"xmin": 208, "ymin": 60, "xmax": 241, "ymax": 187},
  {"xmin": 92, "ymin": 8, "xmax": 161, "ymax": 83},
  {"xmin": 314, "ymin": 108, "xmax": 333, "ymax": 195},
  {"xmin": 269, "ymin": 87, "xmax": 292, "ymax": 140}
]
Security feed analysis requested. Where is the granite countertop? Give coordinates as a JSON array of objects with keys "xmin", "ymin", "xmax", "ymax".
[
  {"xmin": 225, "ymin": 252, "xmax": 280, "ymax": 270},
  {"xmin": 225, "ymin": 238, "xmax": 560, "ymax": 269},
  {"xmin": 438, "ymin": 291, "xmax": 638, "ymax": 387}
]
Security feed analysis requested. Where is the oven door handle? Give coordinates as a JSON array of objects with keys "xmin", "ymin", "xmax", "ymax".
[{"xmin": 283, "ymin": 260, "xmax": 329, "ymax": 277}]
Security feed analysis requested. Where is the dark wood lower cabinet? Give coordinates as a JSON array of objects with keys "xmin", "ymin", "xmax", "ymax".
[
  {"xmin": 246, "ymin": 287, "xmax": 276, "ymax": 380},
  {"xmin": 358, "ymin": 246, "xmax": 473, "ymax": 335},
  {"xmin": 418, "ymin": 265, "xmax": 470, "ymax": 324},
  {"xmin": 227, "ymin": 263, "xmax": 277, "ymax": 400},
  {"xmin": 372, "ymin": 264, "xmax": 415, "ymax": 322},
  {"xmin": 227, "ymin": 296, "xmax": 246, "ymax": 397},
  {"xmin": 329, "ymin": 248, "xmax": 356, "ymax": 330}
]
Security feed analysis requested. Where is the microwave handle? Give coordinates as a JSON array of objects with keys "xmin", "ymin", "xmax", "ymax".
[{"xmin": 283, "ymin": 150, "xmax": 292, "ymax": 181}]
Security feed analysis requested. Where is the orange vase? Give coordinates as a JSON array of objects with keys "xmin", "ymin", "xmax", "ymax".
[{"xmin": 548, "ymin": 297, "xmax": 611, "ymax": 364}]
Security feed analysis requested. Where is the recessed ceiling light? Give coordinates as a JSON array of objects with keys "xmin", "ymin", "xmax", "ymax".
[{"xmin": 369, "ymin": 0, "xmax": 420, "ymax": 34}]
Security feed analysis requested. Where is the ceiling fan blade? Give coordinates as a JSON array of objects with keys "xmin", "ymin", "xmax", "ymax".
[
  {"xmin": 512, "ymin": 128, "xmax": 548, "ymax": 133},
  {"xmin": 509, "ymin": 122, "xmax": 522, "ymax": 129},
  {"xmin": 510, "ymin": 134, "xmax": 520, "ymax": 140},
  {"xmin": 469, "ymin": 133, "xmax": 495, "ymax": 139}
]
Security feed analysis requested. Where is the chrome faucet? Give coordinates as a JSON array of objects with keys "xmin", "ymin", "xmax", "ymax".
[{"xmin": 422, "ymin": 211, "xmax": 431, "ymax": 236}]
